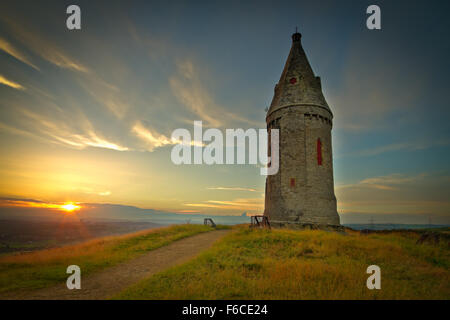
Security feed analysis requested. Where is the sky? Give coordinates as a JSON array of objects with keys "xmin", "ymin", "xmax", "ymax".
[{"xmin": 0, "ymin": 0, "xmax": 449, "ymax": 224}]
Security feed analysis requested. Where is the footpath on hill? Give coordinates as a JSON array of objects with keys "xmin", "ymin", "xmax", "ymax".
[{"xmin": 4, "ymin": 229, "xmax": 231, "ymax": 300}]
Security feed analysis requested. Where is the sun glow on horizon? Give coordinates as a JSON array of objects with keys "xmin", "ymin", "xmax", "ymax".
[
  {"xmin": 0, "ymin": 199, "xmax": 82, "ymax": 213},
  {"xmin": 60, "ymin": 202, "xmax": 81, "ymax": 212}
]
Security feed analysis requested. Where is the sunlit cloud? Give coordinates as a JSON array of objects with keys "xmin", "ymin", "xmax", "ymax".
[
  {"xmin": 1, "ymin": 17, "xmax": 88, "ymax": 73},
  {"xmin": 132, "ymin": 121, "xmax": 205, "ymax": 151},
  {"xmin": 185, "ymin": 197, "xmax": 263, "ymax": 211},
  {"xmin": 0, "ymin": 198, "xmax": 82, "ymax": 212},
  {"xmin": 0, "ymin": 74, "xmax": 24, "ymax": 90},
  {"xmin": 74, "ymin": 132, "xmax": 129, "ymax": 151},
  {"xmin": 0, "ymin": 122, "xmax": 48, "ymax": 142},
  {"xmin": 177, "ymin": 210, "xmax": 201, "ymax": 214},
  {"xmin": 184, "ymin": 203, "xmax": 225, "ymax": 209},
  {"xmin": 73, "ymin": 187, "xmax": 112, "ymax": 197},
  {"xmin": 0, "ymin": 37, "xmax": 39, "ymax": 70},
  {"xmin": 132, "ymin": 121, "xmax": 178, "ymax": 151},
  {"xmin": 13, "ymin": 108, "xmax": 129, "ymax": 151},
  {"xmin": 359, "ymin": 173, "xmax": 427, "ymax": 186},
  {"xmin": 336, "ymin": 173, "xmax": 450, "ymax": 216},
  {"xmin": 337, "ymin": 173, "xmax": 429, "ymax": 191},
  {"xmin": 207, "ymin": 186, "xmax": 259, "ymax": 192}
]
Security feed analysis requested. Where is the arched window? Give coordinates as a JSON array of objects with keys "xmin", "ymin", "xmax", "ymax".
[{"xmin": 317, "ymin": 138, "xmax": 323, "ymax": 165}]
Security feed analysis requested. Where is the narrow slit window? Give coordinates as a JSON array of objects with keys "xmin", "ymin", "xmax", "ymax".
[
  {"xmin": 290, "ymin": 178, "xmax": 295, "ymax": 187},
  {"xmin": 317, "ymin": 138, "xmax": 323, "ymax": 165}
]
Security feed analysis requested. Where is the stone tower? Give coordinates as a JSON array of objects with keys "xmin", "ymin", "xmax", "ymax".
[{"xmin": 264, "ymin": 31, "xmax": 340, "ymax": 226}]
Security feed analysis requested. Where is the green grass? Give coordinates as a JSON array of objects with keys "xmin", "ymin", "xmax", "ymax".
[
  {"xmin": 114, "ymin": 226, "xmax": 450, "ymax": 300},
  {"xmin": 0, "ymin": 224, "xmax": 215, "ymax": 294}
]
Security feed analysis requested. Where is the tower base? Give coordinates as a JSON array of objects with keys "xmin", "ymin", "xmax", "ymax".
[{"xmin": 269, "ymin": 221, "xmax": 345, "ymax": 232}]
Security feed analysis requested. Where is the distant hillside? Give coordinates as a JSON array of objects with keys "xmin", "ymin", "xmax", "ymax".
[
  {"xmin": 0, "ymin": 219, "xmax": 162, "ymax": 254},
  {"xmin": 0, "ymin": 203, "xmax": 250, "ymax": 225},
  {"xmin": 344, "ymin": 223, "xmax": 450, "ymax": 230},
  {"xmin": 2, "ymin": 204, "xmax": 447, "ymax": 231}
]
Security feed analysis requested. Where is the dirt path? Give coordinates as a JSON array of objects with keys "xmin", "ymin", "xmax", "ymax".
[{"xmin": 4, "ymin": 229, "xmax": 230, "ymax": 300}]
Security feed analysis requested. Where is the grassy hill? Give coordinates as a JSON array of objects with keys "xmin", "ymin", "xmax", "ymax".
[
  {"xmin": 1, "ymin": 223, "xmax": 448, "ymax": 299},
  {"xmin": 115, "ymin": 225, "xmax": 450, "ymax": 299},
  {"xmin": 0, "ymin": 224, "xmax": 214, "ymax": 294}
]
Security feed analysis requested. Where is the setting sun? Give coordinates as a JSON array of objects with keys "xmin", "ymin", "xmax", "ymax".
[{"xmin": 60, "ymin": 202, "xmax": 81, "ymax": 212}]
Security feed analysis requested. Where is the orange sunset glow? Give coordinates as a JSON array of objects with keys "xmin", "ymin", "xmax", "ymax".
[
  {"xmin": 0, "ymin": 199, "xmax": 82, "ymax": 212},
  {"xmin": 60, "ymin": 202, "xmax": 81, "ymax": 212}
]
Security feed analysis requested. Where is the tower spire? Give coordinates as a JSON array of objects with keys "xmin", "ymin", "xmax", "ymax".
[{"xmin": 267, "ymin": 32, "xmax": 331, "ymax": 118}]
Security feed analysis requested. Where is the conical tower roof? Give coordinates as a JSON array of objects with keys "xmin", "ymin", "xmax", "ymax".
[{"xmin": 267, "ymin": 32, "xmax": 332, "ymax": 118}]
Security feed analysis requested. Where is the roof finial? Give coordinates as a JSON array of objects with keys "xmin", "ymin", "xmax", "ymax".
[{"xmin": 292, "ymin": 27, "xmax": 301, "ymax": 42}]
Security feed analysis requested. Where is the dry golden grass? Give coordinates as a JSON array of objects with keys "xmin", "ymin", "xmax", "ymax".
[
  {"xmin": 115, "ymin": 226, "xmax": 450, "ymax": 299},
  {"xmin": 0, "ymin": 224, "xmax": 213, "ymax": 294}
]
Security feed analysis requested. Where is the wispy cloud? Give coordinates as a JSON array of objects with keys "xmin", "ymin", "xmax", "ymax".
[
  {"xmin": 132, "ymin": 121, "xmax": 178, "ymax": 151},
  {"xmin": 64, "ymin": 132, "xmax": 129, "ymax": 151},
  {"xmin": 79, "ymin": 76, "xmax": 130, "ymax": 119},
  {"xmin": 170, "ymin": 60, "xmax": 263, "ymax": 128},
  {"xmin": 0, "ymin": 37, "xmax": 39, "ymax": 70},
  {"xmin": 73, "ymin": 187, "xmax": 111, "ymax": 197},
  {"xmin": 0, "ymin": 198, "xmax": 80, "ymax": 210},
  {"xmin": 339, "ymin": 140, "xmax": 450, "ymax": 158},
  {"xmin": 14, "ymin": 108, "xmax": 129, "ymax": 151},
  {"xmin": 1, "ymin": 17, "xmax": 88, "ymax": 73},
  {"xmin": 185, "ymin": 197, "xmax": 263, "ymax": 211},
  {"xmin": 207, "ymin": 186, "xmax": 259, "ymax": 192},
  {"xmin": 169, "ymin": 60, "xmax": 222, "ymax": 127},
  {"xmin": 359, "ymin": 173, "xmax": 427, "ymax": 187},
  {"xmin": 177, "ymin": 210, "xmax": 201, "ymax": 214},
  {"xmin": 336, "ymin": 173, "xmax": 427, "ymax": 191},
  {"xmin": 0, "ymin": 74, "xmax": 24, "ymax": 90},
  {"xmin": 132, "ymin": 121, "xmax": 206, "ymax": 151},
  {"xmin": 336, "ymin": 172, "xmax": 450, "ymax": 215}
]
